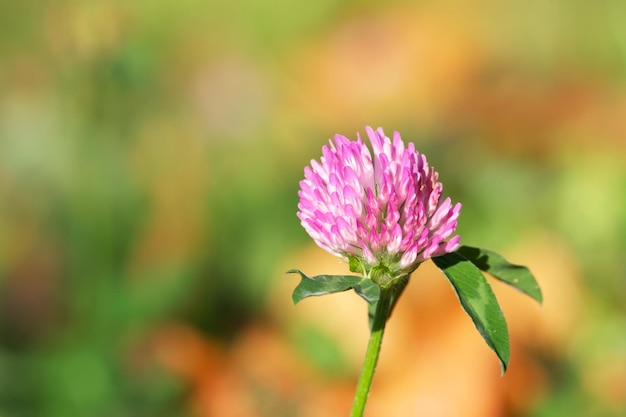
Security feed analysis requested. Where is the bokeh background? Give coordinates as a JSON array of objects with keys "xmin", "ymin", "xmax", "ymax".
[{"xmin": 1, "ymin": 1, "xmax": 625, "ymax": 416}]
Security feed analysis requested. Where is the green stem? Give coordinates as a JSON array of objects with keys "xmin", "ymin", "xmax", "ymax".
[{"xmin": 350, "ymin": 286, "xmax": 394, "ymax": 417}]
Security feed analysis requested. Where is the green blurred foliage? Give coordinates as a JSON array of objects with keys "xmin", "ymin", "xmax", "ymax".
[{"xmin": 0, "ymin": 0, "xmax": 625, "ymax": 416}]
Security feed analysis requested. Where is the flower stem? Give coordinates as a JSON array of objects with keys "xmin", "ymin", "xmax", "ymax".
[{"xmin": 350, "ymin": 286, "xmax": 394, "ymax": 417}]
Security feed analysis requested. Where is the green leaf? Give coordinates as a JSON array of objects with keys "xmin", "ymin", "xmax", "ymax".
[
  {"xmin": 353, "ymin": 278, "xmax": 380, "ymax": 304},
  {"xmin": 432, "ymin": 252, "xmax": 510, "ymax": 374},
  {"xmin": 287, "ymin": 269, "xmax": 376, "ymax": 305},
  {"xmin": 353, "ymin": 278, "xmax": 381, "ymax": 330},
  {"xmin": 457, "ymin": 245, "xmax": 542, "ymax": 304}
]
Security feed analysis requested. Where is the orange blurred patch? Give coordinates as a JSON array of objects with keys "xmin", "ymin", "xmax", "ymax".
[
  {"xmin": 148, "ymin": 321, "xmax": 354, "ymax": 417},
  {"xmin": 451, "ymin": 71, "xmax": 626, "ymax": 156},
  {"xmin": 282, "ymin": 4, "xmax": 484, "ymax": 132}
]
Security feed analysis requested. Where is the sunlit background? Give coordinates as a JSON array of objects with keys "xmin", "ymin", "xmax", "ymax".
[{"xmin": 1, "ymin": 1, "xmax": 625, "ymax": 416}]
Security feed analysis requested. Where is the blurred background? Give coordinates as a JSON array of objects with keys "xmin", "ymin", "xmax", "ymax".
[{"xmin": 1, "ymin": 0, "xmax": 625, "ymax": 416}]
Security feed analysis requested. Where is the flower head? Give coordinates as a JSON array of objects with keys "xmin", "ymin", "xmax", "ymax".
[{"xmin": 297, "ymin": 126, "xmax": 461, "ymax": 282}]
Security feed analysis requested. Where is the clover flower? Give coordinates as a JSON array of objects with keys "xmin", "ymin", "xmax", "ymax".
[
  {"xmin": 292, "ymin": 128, "xmax": 541, "ymax": 415},
  {"xmin": 297, "ymin": 126, "xmax": 461, "ymax": 281}
]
